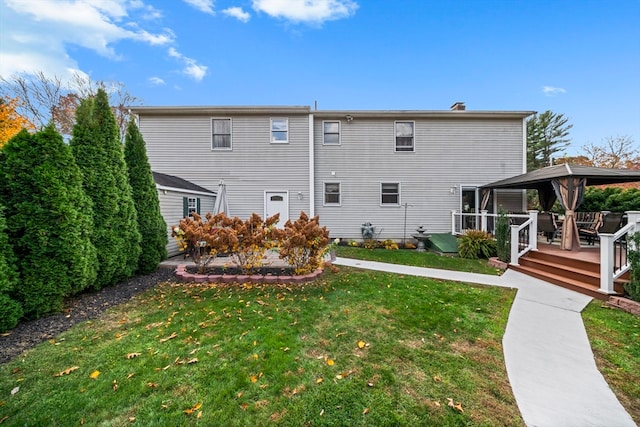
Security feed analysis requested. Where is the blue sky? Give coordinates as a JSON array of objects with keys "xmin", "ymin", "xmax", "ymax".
[{"xmin": 1, "ymin": 0, "xmax": 639, "ymax": 156}]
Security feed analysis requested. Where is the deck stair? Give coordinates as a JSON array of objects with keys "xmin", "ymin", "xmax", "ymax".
[{"xmin": 510, "ymin": 249, "xmax": 627, "ymax": 300}]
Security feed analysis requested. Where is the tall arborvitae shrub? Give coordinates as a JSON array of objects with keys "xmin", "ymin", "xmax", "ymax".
[
  {"xmin": 70, "ymin": 89, "xmax": 141, "ymax": 288},
  {"xmin": 0, "ymin": 204, "xmax": 22, "ymax": 331},
  {"xmin": 124, "ymin": 119, "xmax": 167, "ymax": 273},
  {"xmin": 0, "ymin": 126, "xmax": 97, "ymax": 317}
]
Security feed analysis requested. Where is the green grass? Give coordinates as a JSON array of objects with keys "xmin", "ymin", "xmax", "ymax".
[
  {"xmin": 582, "ymin": 301, "xmax": 640, "ymax": 424},
  {"xmin": 336, "ymin": 246, "xmax": 501, "ymax": 275},
  {"xmin": 0, "ymin": 268, "xmax": 522, "ymax": 426}
]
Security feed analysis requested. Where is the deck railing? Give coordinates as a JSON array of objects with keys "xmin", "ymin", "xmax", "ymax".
[{"xmin": 599, "ymin": 211, "xmax": 640, "ymax": 295}]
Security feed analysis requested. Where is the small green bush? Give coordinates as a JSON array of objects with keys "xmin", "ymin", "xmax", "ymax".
[
  {"xmin": 495, "ymin": 210, "xmax": 510, "ymax": 263},
  {"xmin": 627, "ymin": 233, "xmax": 640, "ymax": 301},
  {"xmin": 458, "ymin": 230, "xmax": 497, "ymax": 259}
]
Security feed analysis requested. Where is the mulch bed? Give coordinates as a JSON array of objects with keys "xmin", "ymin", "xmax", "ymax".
[{"xmin": 0, "ymin": 267, "xmax": 175, "ymax": 364}]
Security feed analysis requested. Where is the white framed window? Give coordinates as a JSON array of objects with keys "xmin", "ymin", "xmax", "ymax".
[
  {"xmin": 212, "ymin": 118, "xmax": 232, "ymax": 150},
  {"xmin": 184, "ymin": 196, "xmax": 200, "ymax": 217},
  {"xmin": 395, "ymin": 121, "xmax": 414, "ymax": 152},
  {"xmin": 323, "ymin": 121, "xmax": 341, "ymax": 145},
  {"xmin": 324, "ymin": 182, "xmax": 341, "ymax": 206},
  {"xmin": 381, "ymin": 183, "xmax": 400, "ymax": 205},
  {"xmin": 271, "ymin": 118, "xmax": 289, "ymax": 144}
]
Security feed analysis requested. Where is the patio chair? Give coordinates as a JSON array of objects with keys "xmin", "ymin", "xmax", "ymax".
[
  {"xmin": 579, "ymin": 212, "xmax": 623, "ymax": 245},
  {"xmin": 537, "ymin": 212, "xmax": 560, "ymax": 243}
]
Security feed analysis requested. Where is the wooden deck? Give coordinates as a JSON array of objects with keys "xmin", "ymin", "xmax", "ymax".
[{"xmin": 510, "ymin": 237, "xmax": 627, "ymax": 300}]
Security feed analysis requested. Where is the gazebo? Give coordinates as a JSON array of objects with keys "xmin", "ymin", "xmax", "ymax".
[{"xmin": 481, "ymin": 164, "xmax": 640, "ymax": 250}]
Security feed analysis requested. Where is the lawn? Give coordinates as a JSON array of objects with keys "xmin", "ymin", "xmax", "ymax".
[
  {"xmin": 335, "ymin": 246, "xmax": 501, "ymax": 275},
  {"xmin": 582, "ymin": 302, "xmax": 640, "ymax": 423},
  {"xmin": 0, "ymin": 267, "xmax": 522, "ymax": 426}
]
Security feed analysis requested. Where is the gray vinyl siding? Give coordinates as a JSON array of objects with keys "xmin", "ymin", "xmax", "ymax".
[
  {"xmin": 140, "ymin": 114, "xmax": 311, "ymax": 224},
  {"xmin": 157, "ymin": 189, "xmax": 216, "ymax": 257},
  {"xmin": 314, "ymin": 117, "xmax": 525, "ymax": 240}
]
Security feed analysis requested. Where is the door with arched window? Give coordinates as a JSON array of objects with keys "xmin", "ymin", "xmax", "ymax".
[{"xmin": 264, "ymin": 191, "xmax": 289, "ymax": 226}]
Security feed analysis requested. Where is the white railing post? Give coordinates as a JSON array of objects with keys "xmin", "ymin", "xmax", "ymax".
[
  {"xmin": 481, "ymin": 210, "xmax": 488, "ymax": 232},
  {"xmin": 599, "ymin": 233, "xmax": 615, "ymax": 294},
  {"xmin": 510, "ymin": 225, "xmax": 520, "ymax": 266},
  {"xmin": 528, "ymin": 210, "xmax": 538, "ymax": 251},
  {"xmin": 626, "ymin": 211, "xmax": 640, "ymax": 239}
]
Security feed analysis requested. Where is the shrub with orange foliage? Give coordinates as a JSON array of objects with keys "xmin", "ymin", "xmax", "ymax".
[
  {"xmin": 227, "ymin": 213, "xmax": 282, "ymax": 274},
  {"xmin": 279, "ymin": 212, "xmax": 330, "ymax": 275},
  {"xmin": 172, "ymin": 212, "xmax": 237, "ymax": 273}
]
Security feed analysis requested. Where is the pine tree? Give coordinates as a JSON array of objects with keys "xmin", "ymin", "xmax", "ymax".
[
  {"xmin": 0, "ymin": 126, "xmax": 97, "ymax": 317},
  {"xmin": 526, "ymin": 111, "xmax": 572, "ymax": 171},
  {"xmin": 0, "ymin": 204, "xmax": 22, "ymax": 331},
  {"xmin": 124, "ymin": 119, "xmax": 167, "ymax": 273},
  {"xmin": 70, "ymin": 89, "xmax": 141, "ymax": 288}
]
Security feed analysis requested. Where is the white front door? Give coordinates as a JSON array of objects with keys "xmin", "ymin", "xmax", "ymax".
[{"xmin": 265, "ymin": 191, "xmax": 289, "ymax": 226}]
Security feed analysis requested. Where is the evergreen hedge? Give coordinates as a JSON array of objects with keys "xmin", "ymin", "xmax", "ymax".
[
  {"xmin": 0, "ymin": 204, "xmax": 22, "ymax": 331},
  {"xmin": 579, "ymin": 187, "xmax": 640, "ymax": 213},
  {"xmin": 0, "ymin": 126, "xmax": 97, "ymax": 317},
  {"xmin": 71, "ymin": 89, "xmax": 141, "ymax": 289},
  {"xmin": 124, "ymin": 119, "xmax": 167, "ymax": 273}
]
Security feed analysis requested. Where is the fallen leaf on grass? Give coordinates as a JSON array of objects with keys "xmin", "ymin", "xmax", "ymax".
[
  {"xmin": 10, "ymin": 387, "xmax": 19, "ymax": 395},
  {"xmin": 160, "ymin": 332, "xmax": 178, "ymax": 343},
  {"xmin": 146, "ymin": 382, "xmax": 159, "ymax": 388},
  {"xmin": 184, "ymin": 402, "xmax": 202, "ymax": 414},
  {"xmin": 362, "ymin": 407, "xmax": 370, "ymax": 415},
  {"xmin": 357, "ymin": 340, "xmax": 366, "ymax": 349},
  {"xmin": 316, "ymin": 377, "xmax": 323, "ymax": 384},
  {"xmin": 326, "ymin": 359, "xmax": 335, "ymax": 366},
  {"xmin": 433, "ymin": 375, "xmax": 442, "ymax": 382},
  {"xmin": 125, "ymin": 353, "xmax": 141, "ymax": 359},
  {"xmin": 112, "ymin": 380, "xmax": 118, "ymax": 391},
  {"xmin": 89, "ymin": 370, "xmax": 100, "ymax": 379},
  {"xmin": 446, "ymin": 398, "xmax": 464, "ymax": 413},
  {"xmin": 54, "ymin": 366, "xmax": 79, "ymax": 377}
]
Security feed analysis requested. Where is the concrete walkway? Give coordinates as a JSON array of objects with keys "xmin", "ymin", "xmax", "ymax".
[{"xmin": 333, "ymin": 257, "xmax": 636, "ymax": 427}]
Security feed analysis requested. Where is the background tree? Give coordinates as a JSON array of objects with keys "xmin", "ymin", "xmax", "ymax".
[
  {"xmin": 581, "ymin": 135, "xmax": 639, "ymax": 169},
  {"xmin": 527, "ymin": 110, "xmax": 572, "ymax": 170},
  {"xmin": 124, "ymin": 119, "xmax": 167, "ymax": 273},
  {"xmin": 71, "ymin": 89, "xmax": 141, "ymax": 289},
  {"xmin": 0, "ymin": 71, "xmax": 140, "ymax": 139},
  {"xmin": 0, "ymin": 204, "xmax": 22, "ymax": 332},
  {"xmin": 0, "ymin": 126, "xmax": 97, "ymax": 317},
  {"xmin": 0, "ymin": 97, "xmax": 35, "ymax": 147}
]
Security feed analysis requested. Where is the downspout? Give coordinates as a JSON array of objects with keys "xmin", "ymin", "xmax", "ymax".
[
  {"xmin": 521, "ymin": 116, "xmax": 528, "ymax": 211},
  {"xmin": 308, "ymin": 113, "xmax": 315, "ymax": 217}
]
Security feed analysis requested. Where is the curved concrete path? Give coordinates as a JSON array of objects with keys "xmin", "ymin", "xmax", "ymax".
[{"xmin": 333, "ymin": 257, "xmax": 636, "ymax": 427}]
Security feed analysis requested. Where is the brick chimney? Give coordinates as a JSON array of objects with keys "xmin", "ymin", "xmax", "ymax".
[{"xmin": 450, "ymin": 102, "xmax": 466, "ymax": 111}]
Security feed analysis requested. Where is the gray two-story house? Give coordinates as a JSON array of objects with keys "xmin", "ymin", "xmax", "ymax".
[{"xmin": 134, "ymin": 103, "xmax": 533, "ymax": 244}]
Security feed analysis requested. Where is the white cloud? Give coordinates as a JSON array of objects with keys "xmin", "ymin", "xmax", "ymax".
[
  {"xmin": 542, "ymin": 86, "xmax": 567, "ymax": 96},
  {"xmin": 223, "ymin": 7, "xmax": 251, "ymax": 22},
  {"xmin": 0, "ymin": 0, "xmax": 174, "ymax": 79},
  {"xmin": 252, "ymin": 0, "xmax": 358, "ymax": 24},
  {"xmin": 149, "ymin": 76, "xmax": 166, "ymax": 85},
  {"xmin": 183, "ymin": 0, "xmax": 215, "ymax": 15},
  {"xmin": 167, "ymin": 48, "xmax": 208, "ymax": 81}
]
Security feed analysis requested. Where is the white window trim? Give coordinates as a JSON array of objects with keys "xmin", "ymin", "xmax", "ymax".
[
  {"xmin": 323, "ymin": 181, "xmax": 341, "ymax": 206},
  {"xmin": 211, "ymin": 117, "xmax": 232, "ymax": 151},
  {"xmin": 270, "ymin": 117, "xmax": 289, "ymax": 144},
  {"xmin": 380, "ymin": 182, "xmax": 401, "ymax": 206},
  {"xmin": 322, "ymin": 120, "xmax": 341, "ymax": 145},
  {"xmin": 187, "ymin": 196, "xmax": 198, "ymax": 217},
  {"xmin": 394, "ymin": 120, "xmax": 415, "ymax": 153}
]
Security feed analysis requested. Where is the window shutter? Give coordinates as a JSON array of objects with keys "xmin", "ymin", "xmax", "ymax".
[
  {"xmin": 196, "ymin": 198, "xmax": 201, "ymax": 214},
  {"xmin": 183, "ymin": 197, "xmax": 188, "ymax": 217}
]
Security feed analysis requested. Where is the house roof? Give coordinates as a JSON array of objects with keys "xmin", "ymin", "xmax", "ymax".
[
  {"xmin": 131, "ymin": 105, "xmax": 534, "ymax": 120},
  {"xmin": 153, "ymin": 171, "xmax": 215, "ymax": 195},
  {"xmin": 481, "ymin": 164, "xmax": 640, "ymax": 190}
]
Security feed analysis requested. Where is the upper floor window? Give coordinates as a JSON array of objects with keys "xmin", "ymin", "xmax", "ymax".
[
  {"xmin": 324, "ymin": 182, "xmax": 341, "ymax": 205},
  {"xmin": 395, "ymin": 121, "xmax": 414, "ymax": 152},
  {"xmin": 323, "ymin": 121, "xmax": 341, "ymax": 145},
  {"xmin": 381, "ymin": 183, "xmax": 400, "ymax": 205},
  {"xmin": 212, "ymin": 118, "xmax": 232, "ymax": 150},
  {"xmin": 271, "ymin": 118, "xmax": 288, "ymax": 144}
]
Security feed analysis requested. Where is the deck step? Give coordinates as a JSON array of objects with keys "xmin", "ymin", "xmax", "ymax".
[{"xmin": 511, "ymin": 248, "xmax": 626, "ymax": 300}]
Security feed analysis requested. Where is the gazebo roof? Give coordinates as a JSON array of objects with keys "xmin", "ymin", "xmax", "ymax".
[{"xmin": 481, "ymin": 164, "xmax": 640, "ymax": 190}]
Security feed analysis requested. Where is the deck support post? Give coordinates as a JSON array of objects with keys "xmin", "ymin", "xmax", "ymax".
[{"xmin": 599, "ymin": 234, "xmax": 616, "ymax": 295}]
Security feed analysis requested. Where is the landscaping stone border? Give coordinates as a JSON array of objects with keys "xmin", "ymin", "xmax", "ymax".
[
  {"xmin": 174, "ymin": 264, "xmax": 324, "ymax": 284},
  {"xmin": 607, "ymin": 296, "xmax": 640, "ymax": 316}
]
